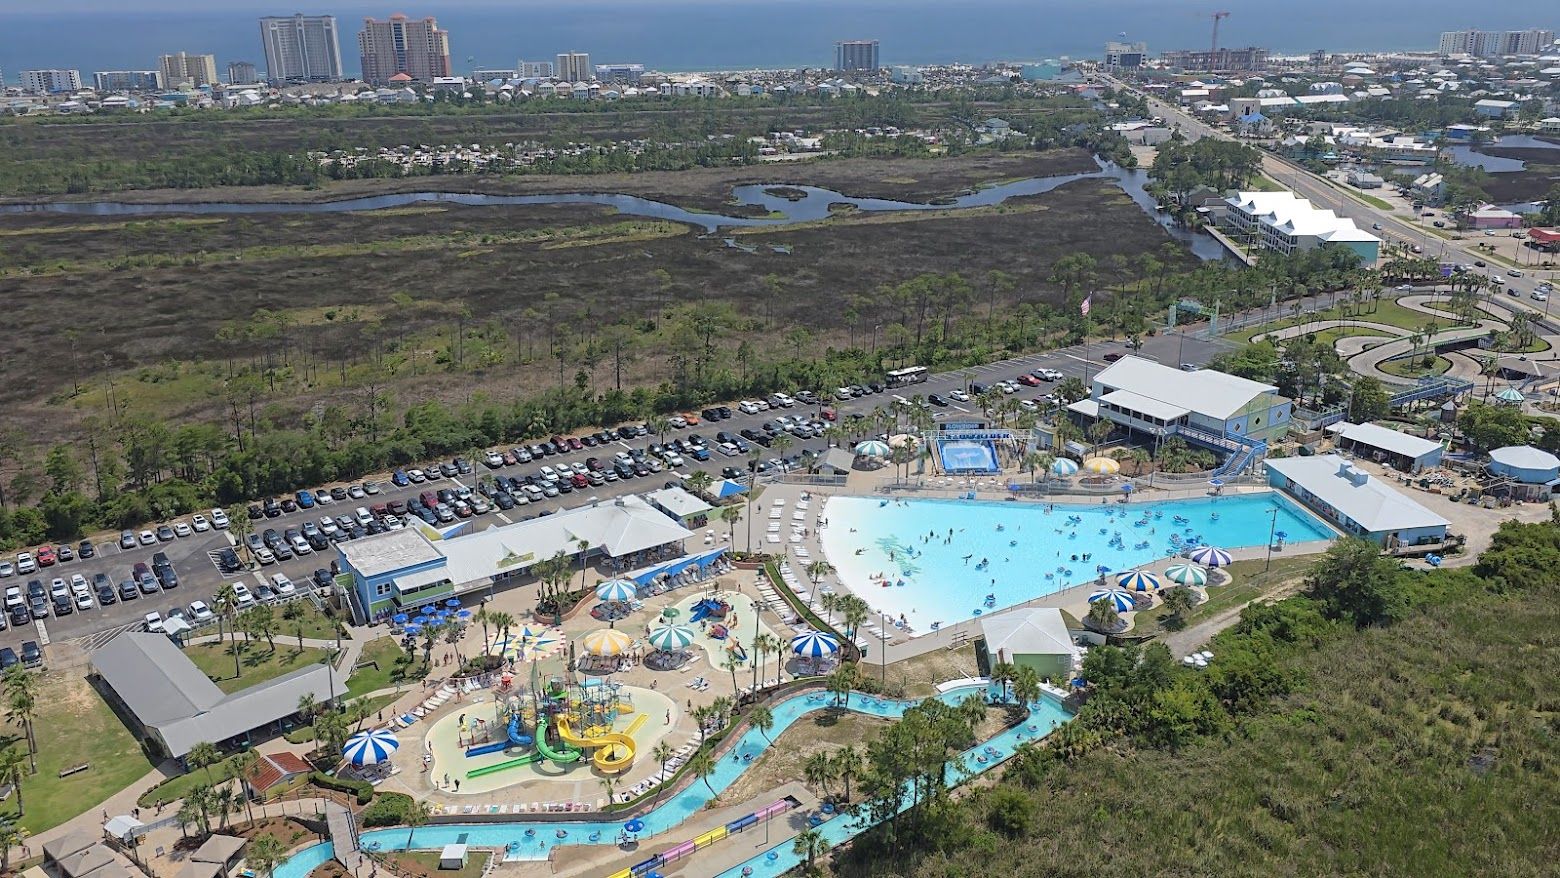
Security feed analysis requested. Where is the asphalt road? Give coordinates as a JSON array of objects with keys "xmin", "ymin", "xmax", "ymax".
[{"xmin": 0, "ymin": 330, "xmax": 1232, "ymax": 656}]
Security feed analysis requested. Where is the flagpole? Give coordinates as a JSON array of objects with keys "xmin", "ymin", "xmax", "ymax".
[{"xmin": 1082, "ymin": 291, "xmax": 1094, "ymax": 386}]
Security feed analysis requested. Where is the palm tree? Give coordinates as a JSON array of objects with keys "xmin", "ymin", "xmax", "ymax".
[
  {"xmin": 213, "ymin": 583, "xmax": 243, "ymax": 679},
  {"xmin": 444, "ymin": 621, "xmax": 466, "ymax": 664},
  {"xmin": 793, "ymin": 828, "xmax": 829, "ymax": 876},
  {"xmin": 187, "ymin": 741, "xmax": 221, "ymax": 783},
  {"xmin": 246, "ymin": 835, "xmax": 286, "ymax": 878},
  {"xmin": 749, "ymin": 704, "xmax": 774, "ymax": 743},
  {"xmin": 0, "ymin": 818, "xmax": 25, "ymax": 874},
  {"xmin": 575, "ymin": 537, "xmax": 592, "ymax": 589},
  {"xmin": 692, "ymin": 705, "xmax": 713, "ymax": 744},
  {"xmin": 229, "ymin": 506, "xmax": 254, "ymax": 566},
  {"xmin": 804, "ymin": 560, "xmax": 835, "ymax": 588},
  {"xmin": 212, "ymin": 785, "xmax": 236, "ymax": 828},
  {"xmin": 689, "ymin": 750, "xmax": 716, "ymax": 795},
  {"xmin": 1085, "ymin": 599, "xmax": 1122, "ymax": 633},
  {"xmin": 1021, "ymin": 450, "xmax": 1053, "ymax": 484},
  {"xmin": 403, "ymin": 799, "xmax": 431, "ymax": 848},
  {"xmin": 803, "ymin": 752, "xmax": 835, "ymax": 798},
  {"xmin": 3, "ymin": 666, "xmax": 39, "ymax": 773},
  {"xmin": 0, "ymin": 749, "xmax": 26, "ymax": 818},
  {"xmin": 990, "ymin": 661, "xmax": 1016, "ymax": 702},
  {"xmin": 474, "ymin": 607, "xmax": 493, "ymax": 654},
  {"xmin": 1012, "ymin": 665, "xmax": 1041, "ymax": 711},
  {"xmin": 651, "ymin": 741, "xmax": 676, "ymax": 805},
  {"xmin": 836, "ymin": 594, "xmax": 869, "ymax": 642},
  {"xmin": 599, "ymin": 774, "xmax": 619, "ymax": 808},
  {"xmin": 232, "ymin": 750, "xmax": 259, "ymax": 825},
  {"xmin": 832, "ymin": 746, "xmax": 860, "ymax": 801},
  {"xmin": 685, "ymin": 469, "xmax": 715, "ymax": 498},
  {"xmin": 718, "ymin": 504, "xmax": 742, "ymax": 545},
  {"xmin": 721, "ymin": 652, "xmax": 743, "ymax": 699},
  {"xmin": 488, "ymin": 611, "xmax": 515, "ymax": 656}
]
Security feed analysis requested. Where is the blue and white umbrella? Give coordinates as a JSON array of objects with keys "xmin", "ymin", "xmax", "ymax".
[
  {"xmin": 1088, "ymin": 589, "xmax": 1136, "ymax": 613},
  {"xmin": 1164, "ymin": 563, "xmax": 1209, "ymax": 587},
  {"xmin": 854, "ymin": 440, "xmax": 890, "ymax": 458},
  {"xmin": 444, "ymin": 598, "xmax": 461, "ymax": 608},
  {"xmin": 1116, "ymin": 570, "xmax": 1162, "ymax": 592},
  {"xmin": 790, "ymin": 630, "xmax": 840, "ymax": 658},
  {"xmin": 595, "ymin": 579, "xmax": 638, "ymax": 603},
  {"xmin": 1051, "ymin": 458, "xmax": 1080, "ymax": 476},
  {"xmin": 647, "ymin": 624, "xmax": 696, "ymax": 652},
  {"xmin": 1190, "ymin": 545, "xmax": 1232, "ymax": 568},
  {"xmin": 342, "ymin": 729, "xmax": 400, "ymax": 766}
]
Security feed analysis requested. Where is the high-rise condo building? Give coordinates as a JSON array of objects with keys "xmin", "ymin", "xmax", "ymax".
[
  {"xmin": 259, "ymin": 14, "xmax": 344, "ymax": 82},
  {"xmin": 1103, "ymin": 41, "xmax": 1147, "ymax": 69},
  {"xmin": 358, "ymin": 13, "xmax": 451, "ymax": 85},
  {"xmin": 227, "ymin": 62, "xmax": 259, "ymax": 86},
  {"xmin": 21, "ymin": 69, "xmax": 83, "ymax": 93},
  {"xmin": 834, "ymin": 40, "xmax": 880, "ymax": 72},
  {"xmin": 1438, "ymin": 28, "xmax": 1555, "ymax": 57},
  {"xmin": 555, "ymin": 52, "xmax": 593, "ymax": 81},
  {"xmin": 517, "ymin": 60, "xmax": 554, "ymax": 78},
  {"xmin": 93, "ymin": 70, "xmax": 161, "ymax": 91},
  {"xmin": 158, "ymin": 52, "xmax": 219, "ymax": 88}
]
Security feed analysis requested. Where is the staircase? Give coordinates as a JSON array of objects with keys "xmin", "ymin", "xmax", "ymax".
[{"xmin": 325, "ymin": 803, "xmax": 365, "ymax": 872}]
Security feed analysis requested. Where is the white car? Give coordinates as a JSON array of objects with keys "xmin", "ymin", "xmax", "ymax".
[
  {"xmin": 522, "ymin": 484, "xmax": 544, "ymax": 501},
  {"xmin": 717, "ymin": 443, "xmax": 739, "ymax": 457},
  {"xmin": 4, "ymin": 588, "xmax": 23, "ymax": 610},
  {"xmin": 231, "ymin": 582, "xmax": 256, "ymax": 607},
  {"xmin": 210, "ymin": 508, "xmax": 230, "ymax": 529},
  {"xmin": 667, "ymin": 415, "xmax": 687, "ymax": 428},
  {"xmin": 0, "ymin": 561, "xmax": 12, "ymax": 579},
  {"xmin": 15, "ymin": 553, "xmax": 36, "ymax": 575},
  {"xmin": 354, "ymin": 507, "xmax": 374, "ymax": 527},
  {"xmin": 1508, "ymin": 269, "xmax": 1523, "ymax": 277},
  {"xmin": 485, "ymin": 451, "xmax": 504, "ymax": 468},
  {"xmin": 188, "ymin": 600, "xmax": 215, "ymax": 623},
  {"xmin": 72, "ymin": 583, "xmax": 93, "ymax": 611},
  {"xmin": 737, "ymin": 400, "xmax": 761, "ymax": 414},
  {"xmin": 138, "ymin": 529, "xmax": 156, "ymax": 546},
  {"xmin": 314, "ymin": 489, "xmax": 335, "ymax": 505},
  {"xmin": 1019, "ymin": 399, "xmax": 1039, "ymax": 411},
  {"xmin": 663, "ymin": 452, "xmax": 686, "ymax": 466},
  {"xmin": 318, "ymin": 516, "xmax": 339, "ymax": 535},
  {"xmin": 289, "ymin": 535, "xmax": 312, "ymax": 556},
  {"xmin": 348, "ymin": 484, "xmax": 367, "ymax": 499},
  {"xmin": 773, "ymin": 392, "xmax": 796, "ymax": 407},
  {"xmin": 948, "ymin": 389, "xmax": 970, "ymax": 402},
  {"xmin": 998, "ymin": 381, "xmax": 1019, "ymax": 394},
  {"xmin": 144, "ymin": 612, "xmax": 164, "ymax": 633},
  {"xmin": 1533, "ymin": 291, "xmax": 1549, "ymax": 302},
  {"xmin": 173, "ymin": 521, "xmax": 193, "ymax": 538},
  {"xmin": 1034, "ymin": 368, "xmax": 1064, "ymax": 381},
  {"xmin": 270, "ymin": 574, "xmax": 296, "ymax": 597},
  {"xmin": 191, "ymin": 514, "xmax": 211, "ymax": 532},
  {"xmin": 254, "ymin": 547, "xmax": 276, "ymax": 565}
]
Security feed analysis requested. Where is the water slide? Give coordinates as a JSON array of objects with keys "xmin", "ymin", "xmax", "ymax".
[
  {"xmin": 554, "ymin": 715, "xmax": 636, "ymax": 774},
  {"xmin": 465, "ymin": 749, "xmax": 545, "ymax": 778},
  {"xmin": 507, "ymin": 713, "xmax": 535, "ymax": 747},
  {"xmin": 533, "ymin": 717, "xmax": 582, "ymax": 765}
]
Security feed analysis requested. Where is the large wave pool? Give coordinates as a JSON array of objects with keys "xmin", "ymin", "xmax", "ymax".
[{"xmin": 818, "ymin": 492, "xmax": 1334, "ymax": 632}]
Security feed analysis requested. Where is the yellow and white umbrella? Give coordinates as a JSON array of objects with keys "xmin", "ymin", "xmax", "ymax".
[
  {"xmin": 580, "ymin": 628, "xmax": 634, "ymax": 657},
  {"xmin": 1082, "ymin": 457, "xmax": 1120, "ymax": 475}
]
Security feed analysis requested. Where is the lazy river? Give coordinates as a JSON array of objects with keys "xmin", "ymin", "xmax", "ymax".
[
  {"xmin": 271, "ymin": 684, "xmax": 1071, "ymax": 878},
  {"xmin": 0, "ymin": 160, "xmax": 1227, "ymax": 260}
]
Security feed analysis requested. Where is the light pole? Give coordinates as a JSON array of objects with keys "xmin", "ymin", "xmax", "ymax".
[{"xmin": 1264, "ymin": 507, "xmax": 1278, "ymax": 571}]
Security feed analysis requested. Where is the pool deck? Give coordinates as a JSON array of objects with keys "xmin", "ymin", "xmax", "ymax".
[{"xmin": 514, "ymin": 781, "xmax": 818, "ymax": 878}]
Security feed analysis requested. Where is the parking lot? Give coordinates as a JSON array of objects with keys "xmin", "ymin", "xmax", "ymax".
[{"xmin": 0, "ymin": 331, "xmax": 1229, "ymax": 659}]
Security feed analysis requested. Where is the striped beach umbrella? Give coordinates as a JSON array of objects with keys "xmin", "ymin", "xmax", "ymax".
[
  {"xmin": 854, "ymin": 440, "xmax": 890, "ymax": 458},
  {"xmin": 342, "ymin": 729, "xmax": 399, "ymax": 766},
  {"xmin": 646, "ymin": 624, "xmax": 696, "ymax": 653},
  {"xmin": 1164, "ymin": 563, "xmax": 1209, "ymax": 587},
  {"xmin": 790, "ymin": 630, "xmax": 840, "ymax": 658},
  {"xmin": 1189, "ymin": 545, "xmax": 1233, "ymax": 568},
  {"xmin": 1051, "ymin": 458, "xmax": 1080, "ymax": 476},
  {"xmin": 594, "ymin": 579, "xmax": 638, "ymax": 603},
  {"xmin": 1088, "ymin": 589, "xmax": 1136, "ymax": 613},
  {"xmin": 1116, "ymin": 570, "xmax": 1162, "ymax": 592},
  {"xmin": 1083, "ymin": 457, "xmax": 1120, "ymax": 475},
  {"xmin": 581, "ymin": 628, "xmax": 633, "ymax": 657}
]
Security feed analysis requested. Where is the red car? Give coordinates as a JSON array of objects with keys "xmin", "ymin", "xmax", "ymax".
[
  {"xmin": 1017, "ymin": 374, "xmax": 1043, "ymax": 387},
  {"xmin": 35, "ymin": 545, "xmax": 56, "ymax": 566},
  {"xmin": 567, "ymin": 436, "xmax": 584, "ymax": 451},
  {"xmin": 821, "ymin": 407, "xmax": 838, "ymax": 421},
  {"xmin": 570, "ymin": 473, "xmax": 590, "ymax": 488}
]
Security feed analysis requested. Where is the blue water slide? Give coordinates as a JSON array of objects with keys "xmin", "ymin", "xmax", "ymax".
[{"xmin": 508, "ymin": 713, "xmax": 534, "ymax": 747}]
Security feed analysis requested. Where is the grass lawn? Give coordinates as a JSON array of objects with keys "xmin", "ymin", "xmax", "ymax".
[
  {"xmin": 1379, "ymin": 354, "xmax": 1452, "ymax": 379},
  {"xmin": 1134, "ymin": 555, "xmax": 1314, "ymax": 634},
  {"xmin": 0, "ymin": 673, "xmax": 156, "ymax": 834},
  {"xmin": 274, "ymin": 603, "xmax": 346, "ymax": 642},
  {"xmin": 1239, "ymin": 295, "xmax": 1464, "ymax": 342},
  {"xmin": 381, "ymin": 851, "xmax": 492, "ymax": 878},
  {"xmin": 344, "ymin": 636, "xmax": 426, "ymax": 700},
  {"xmin": 710, "ymin": 710, "xmax": 892, "ymax": 807},
  {"xmin": 137, "ymin": 752, "xmax": 250, "ymax": 809},
  {"xmin": 185, "ymin": 642, "xmax": 334, "ymax": 694}
]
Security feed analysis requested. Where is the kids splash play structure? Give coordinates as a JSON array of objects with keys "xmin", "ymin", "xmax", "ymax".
[{"xmin": 461, "ymin": 674, "xmax": 638, "ymax": 779}]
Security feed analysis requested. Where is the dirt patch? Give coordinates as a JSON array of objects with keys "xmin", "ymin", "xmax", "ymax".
[
  {"xmin": 885, "ymin": 646, "xmax": 982, "ymax": 699},
  {"xmin": 712, "ymin": 710, "xmax": 890, "ymax": 807}
]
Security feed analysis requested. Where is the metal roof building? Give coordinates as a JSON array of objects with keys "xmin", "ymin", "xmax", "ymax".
[
  {"xmin": 1266, "ymin": 455, "xmax": 1449, "ymax": 547},
  {"xmin": 91, "ymin": 632, "xmax": 343, "ymax": 760},
  {"xmin": 1327, "ymin": 421, "xmax": 1444, "ymax": 472}
]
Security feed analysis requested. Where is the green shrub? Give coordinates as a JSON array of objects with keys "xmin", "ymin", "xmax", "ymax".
[
  {"xmin": 361, "ymin": 792, "xmax": 416, "ymax": 827},
  {"xmin": 309, "ymin": 771, "xmax": 373, "ymax": 805}
]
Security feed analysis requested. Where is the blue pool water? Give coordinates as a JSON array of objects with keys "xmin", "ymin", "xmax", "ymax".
[
  {"xmin": 938, "ymin": 439, "xmax": 999, "ymax": 473},
  {"xmin": 818, "ymin": 492, "xmax": 1335, "ymax": 631},
  {"xmin": 271, "ymin": 686, "xmax": 1071, "ymax": 878}
]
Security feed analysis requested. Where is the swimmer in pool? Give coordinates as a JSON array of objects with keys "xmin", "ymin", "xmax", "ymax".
[{"xmin": 963, "ymin": 554, "xmax": 973, "ymax": 564}]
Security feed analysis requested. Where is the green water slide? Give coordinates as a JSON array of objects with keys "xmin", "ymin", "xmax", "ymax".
[
  {"xmin": 465, "ymin": 749, "xmax": 546, "ymax": 779},
  {"xmin": 533, "ymin": 717, "xmax": 582, "ymax": 765}
]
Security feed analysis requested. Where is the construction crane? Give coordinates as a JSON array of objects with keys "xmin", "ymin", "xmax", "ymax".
[{"xmin": 1211, "ymin": 11, "xmax": 1230, "ymax": 56}]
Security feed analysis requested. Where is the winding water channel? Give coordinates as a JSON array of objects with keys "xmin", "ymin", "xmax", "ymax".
[{"xmin": 0, "ymin": 159, "xmax": 1227, "ymax": 260}]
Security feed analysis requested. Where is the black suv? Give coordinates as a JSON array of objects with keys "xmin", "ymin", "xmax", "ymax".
[{"xmin": 20, "ymin": 641, "xmax": 42, "ymax": 667}]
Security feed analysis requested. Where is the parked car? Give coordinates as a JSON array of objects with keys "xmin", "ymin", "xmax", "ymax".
[{"xmin": 20, "ymin": 641, "xmax": 42, "ymax": 667}]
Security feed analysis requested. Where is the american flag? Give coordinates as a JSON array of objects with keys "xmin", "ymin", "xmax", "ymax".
[{"xmin": 1080, "ymin": 294, "xmax": 1092, "ymax": 316}]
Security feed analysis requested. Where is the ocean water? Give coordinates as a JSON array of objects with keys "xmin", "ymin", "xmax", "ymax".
[
  {"xmin": 818, "ymin": 492, "xmax": 1335, "ymax": 631},
  {"xmin": 4, "ymin": 1, "xmax": 1531, "ymax": 82}
]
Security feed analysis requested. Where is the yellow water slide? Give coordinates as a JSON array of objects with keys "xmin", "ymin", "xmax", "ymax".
[{"xmin": 554, "ymin": 715, "xmax": 636, "ymax": 773}]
